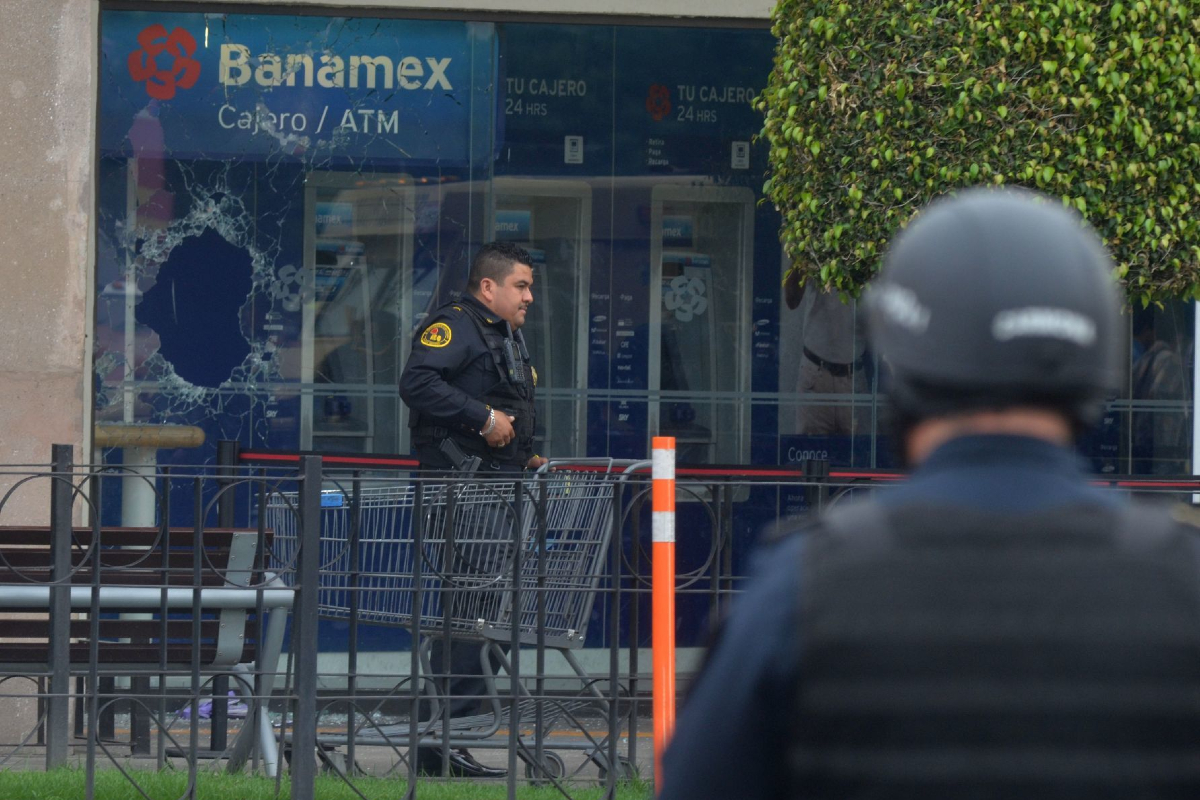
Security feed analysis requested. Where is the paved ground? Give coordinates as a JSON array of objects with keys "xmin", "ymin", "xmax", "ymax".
[
  {"xmin": 0, "ymin": 679, "xmax": 40, "ymax": 750},
  {"xmin": 0, "ymin": 700, "xmax": 656, "ymax": 786},
  {"xmin": 309, "ymin": 707, "xmax": 653, "ymax": 783}
]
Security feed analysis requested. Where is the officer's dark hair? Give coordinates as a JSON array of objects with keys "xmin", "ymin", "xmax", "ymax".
[
  {"xmin": 865, "ymin": 187, "xmax": 1120, "ymax": 452},
  {"xmin": 466, "ymin": 242, "xmax": 533, "ymax": 293}
]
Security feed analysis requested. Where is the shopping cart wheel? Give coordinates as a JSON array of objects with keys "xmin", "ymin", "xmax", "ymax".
[
  {"xmin": 523, "ymin": 750, "xmax": 566, "ymax": 780},
  {"xmin": 596, "ymin": 755, "xmax": 637, "ymax": 781}
]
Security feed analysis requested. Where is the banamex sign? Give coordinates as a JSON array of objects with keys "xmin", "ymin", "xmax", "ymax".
[{"xmin": 105, "ymin": 11, "xmax": 474, "ymax": 162}]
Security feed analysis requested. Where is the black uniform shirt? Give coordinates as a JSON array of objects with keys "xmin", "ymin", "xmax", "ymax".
[
  {"xmin": 400, "ymin": 294, "xmax": 536, "ymax": 473},
  {"xmin": 399, "ymin": 295, "xmax": 501, "ymax": 436}
]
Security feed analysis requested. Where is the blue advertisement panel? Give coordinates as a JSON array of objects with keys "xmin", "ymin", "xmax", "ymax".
[
  {"xmin": 613, "ymin": 27, "xmax": 773, "ymax": 177},
  {"xmin": 100, "ymin": 11, "xmax": 476, "ymax": 164},
  {"xmin": 494, "ymin": 25, "xmax": 615, "ymax": 176}
]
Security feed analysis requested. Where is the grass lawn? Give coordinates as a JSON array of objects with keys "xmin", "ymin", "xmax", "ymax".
[{"xmin": 0, "ymin": 768, "xmax": 653, "ymax": 799}]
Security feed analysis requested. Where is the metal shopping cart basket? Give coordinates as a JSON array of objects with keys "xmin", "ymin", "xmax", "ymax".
[{"xmin": 264, "ymin": 460, "xmax": 642, "ymax": 779}]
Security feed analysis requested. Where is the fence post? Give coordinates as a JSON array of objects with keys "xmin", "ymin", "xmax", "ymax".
[
  {"xmin": 216, "ymin": 440, "xmax": 238, "ymax": 529},
  {"xmin": 507, "ymin": 477, "xmax": 523, "ymax": 799},
  {"xmin": 47, "ymin": 443, "xmax": 73, "ymax": 769},
  {"xmin": 804, "ymin": 457, "xmax": 830, "ymax": 512},
  {"xmin": 210, "ymin": 440, "xmax": 239, "ymax": 753},
  {"xmin": 291, "ymin": 455, "xmax": 322, "ymax": 800},
  {"xmin": 606, "ymin": 472, "xmax": 624, "ymax": 799},
  {"xmin": 651, "ymin": 437, "xmax": 676, "ymax": 793}
]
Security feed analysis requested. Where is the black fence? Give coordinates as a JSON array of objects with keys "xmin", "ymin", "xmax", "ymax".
[
  {"xmin": 2, "ymin": 444, "xmax": 1198, "ymax": 799},
  {"xmin": 0, "ymin": 446, "xmax": 319, "ymax": 798}
]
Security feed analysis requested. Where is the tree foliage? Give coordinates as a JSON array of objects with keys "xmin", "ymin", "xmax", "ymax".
[{"xmin": 755, "ymin": 0, "xmax": 1200, "ymax": 303}]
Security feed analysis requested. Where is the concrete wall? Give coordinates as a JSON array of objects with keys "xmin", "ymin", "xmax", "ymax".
[{"xmin": 0, "ymin": 0, "xmax": 94, "ymax": 523}]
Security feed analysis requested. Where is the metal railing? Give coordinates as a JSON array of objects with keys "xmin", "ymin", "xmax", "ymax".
[
  {"xmin": 4, "ymin": 444, "xmax": 1199, "ymax": 798},
  {"xmin": 0, "ymin": 447, "xmax": 320, "ymax": 799}
]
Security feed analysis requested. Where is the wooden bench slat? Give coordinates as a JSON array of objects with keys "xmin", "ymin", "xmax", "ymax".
[
  {"xmin": 0, "ymin": 570, "xmax": 259, "ymax": 587},
  {"xmin": 0, "ymin": 642, "xmax": 240, "ymax": 664},
  {"xmin": 0, "ymin": 550, "xmax": 233, "ymax": 569},
  {"xmin": 0, "ymin": 526, "xmax": 266, "ymax": 548},
  {"xmin": 0, "ymin": 524, "xmax": 278, "ymax": 670},
  {"xmin": 0, "ymin": 618, "xmax": 265, "ymax": 639}
]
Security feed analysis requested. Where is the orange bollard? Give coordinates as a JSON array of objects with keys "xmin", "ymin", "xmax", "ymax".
[{"xmin": 651, "ymin": 436, "xmax": 676, "ymax": 793}]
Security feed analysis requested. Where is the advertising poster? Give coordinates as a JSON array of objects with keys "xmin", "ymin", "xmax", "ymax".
[{"xmin": 101, "ymin": 11, "xmax": 477, "ymax": 164}]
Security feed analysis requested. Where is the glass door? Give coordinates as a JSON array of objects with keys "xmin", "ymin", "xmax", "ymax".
[
  {"xmin": 300, "ymin": 172, "xmax": 415, "ymax": 454},
  {"xmin": 649, "ymin": 185, "xmax": 754, "ymax": 464},
  {"xmin": 489, "ymin": 179, "xmax": 591, "ymax": 458}
]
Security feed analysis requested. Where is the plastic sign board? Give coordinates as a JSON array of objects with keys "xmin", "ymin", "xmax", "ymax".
[{"xmin": 101, "ymin": 10, "xmax": 476, "ymax": 164}]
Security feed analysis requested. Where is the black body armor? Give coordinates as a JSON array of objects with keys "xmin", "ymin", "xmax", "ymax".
[
  {"xmin": 789, "ymin": 500, "xmax": 1200, "ymax": 800},
  {"xmin": 405, "ymin": 296, "xmax": 536, "ymax": 468}
]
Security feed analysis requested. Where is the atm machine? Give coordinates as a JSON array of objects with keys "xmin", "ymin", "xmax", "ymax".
[
  {"xmin": 649, "ymin": 185, "xmax": 754, "ymax": 464},
  {"xmin": 489, "ymin": 179, "xmax": 591, "ymax": 459},
  {"xmin": 299, "ymin": 172, "xmax": 414, "ymax": 454}
]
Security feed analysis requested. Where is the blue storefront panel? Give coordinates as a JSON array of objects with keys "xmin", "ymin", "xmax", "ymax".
[{"xmin": 94, "ymin": 7, "xmax": 1195, "ymax": 649}]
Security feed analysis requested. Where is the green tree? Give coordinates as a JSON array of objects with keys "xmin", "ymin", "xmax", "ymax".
[{"xmin": 755, "ymin": 0, "xmax": 1200, "ymax": 304}]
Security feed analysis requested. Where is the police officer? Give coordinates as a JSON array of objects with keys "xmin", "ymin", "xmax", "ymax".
[
  {"xmin": 661, "ymin": 188, "xmax": 1200, "ymax": 799},
  {"xmin": 401, "ymin": 240, "xmax": 543, "ymax": 474},
  {"xmin": 399, "ymin": 241, "xmax": 546, "ymax": 778}
]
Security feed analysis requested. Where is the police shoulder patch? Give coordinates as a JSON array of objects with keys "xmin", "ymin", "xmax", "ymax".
[{"xmin": 420, "ymin": 322, "xmax": 453, "ymax": 348}]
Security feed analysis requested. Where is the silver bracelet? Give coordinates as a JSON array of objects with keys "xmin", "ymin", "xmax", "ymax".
[{"xmin": 480, "ymin": 408, "xmax": 496, "ymax": 436}]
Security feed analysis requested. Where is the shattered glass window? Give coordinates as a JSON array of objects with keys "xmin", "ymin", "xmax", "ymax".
[
  {"xmin": 97, "ymin": 10, "xmax": 786, "ymax": 475},
  {"xmin": 96, "ymin": 11, "xmax": 497, "ymax": 464}
]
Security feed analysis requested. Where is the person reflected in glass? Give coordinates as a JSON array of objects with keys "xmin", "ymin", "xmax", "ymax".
[
  {"xmin": 1131, "ymin": 306, "xmax": 1189, "ymax": 474},
  {"xmin": 784, "ymin": 269, "xmax": 868, "ymax": 436}
]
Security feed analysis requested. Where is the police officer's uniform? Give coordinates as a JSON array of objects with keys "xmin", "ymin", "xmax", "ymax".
[
  {"xmin": 662, "ymin": 435, "xmax": 1200, "ymax": 800},
  {"xmin": 398, "ymin": 292, "xmax": 537, "ymax": 775},
  {"xmin": 660, "ymin": 189, "xmax": 1200, "ymax": 799},
  {"xmin": 400, "ymin": 293, "xmax": 536, "ymax": 471}
]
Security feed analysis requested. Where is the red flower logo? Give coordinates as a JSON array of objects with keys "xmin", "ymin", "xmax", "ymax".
[
  {"xmin": 127, "ymin": 24, "xmax": 201, "ymax": 101},
  {"xmin": 646, "ymin": 84, "xmax": 672, "ymax": 121}
]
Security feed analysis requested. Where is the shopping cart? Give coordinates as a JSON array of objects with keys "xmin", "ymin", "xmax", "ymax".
[{"xmin": 264, "ymin": 460, "xmax": 642, "ymax": 779}]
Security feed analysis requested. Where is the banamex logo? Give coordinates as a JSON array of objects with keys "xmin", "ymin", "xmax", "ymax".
[
  {"xmin": 128, "ymin": 24, "xmax": 201, "ymax": 100},
  {"xmin": 645, "ymin": 84, "xmax": 672, "ymax": 122}
]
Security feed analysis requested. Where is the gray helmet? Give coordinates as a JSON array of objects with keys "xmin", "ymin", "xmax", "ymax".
[{"xmin": 865, "ymin": 187, "xmax": 1120, "ymax": 424}]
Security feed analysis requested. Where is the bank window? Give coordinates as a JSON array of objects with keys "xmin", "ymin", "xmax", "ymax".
[
  {"xmin": 299, "ymin": 172, "xmax": 413, "ymax": 454},
  {"xmin": 649, "ymin": 186, "xmax": 754, "ymax": 465},
  {"xmin": 489, "ymin": 179, "xmax": 591, "ymax": 458}
]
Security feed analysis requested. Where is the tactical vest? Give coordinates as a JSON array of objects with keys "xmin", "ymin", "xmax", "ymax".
[
  {"xmin": 789, "ymin": 500, "xmax": 1200, "ymax": 800},
  {"xmin": 411, "ymin": 300, "xmax": 536, "ymax": 466}
]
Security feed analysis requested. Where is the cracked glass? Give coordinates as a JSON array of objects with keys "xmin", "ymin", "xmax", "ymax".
[
  {"xmin": 96, "ymin": 10, "xmax": 795, "ymax": 487},
  {"xmin": 97, "ymin": 11, "xmax": 497, "ymax": 464}
]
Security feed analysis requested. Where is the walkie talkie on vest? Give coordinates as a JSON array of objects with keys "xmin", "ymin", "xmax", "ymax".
[
  {"xmin": 515, "ymin": 328, "xmax": 529, "ymax": 361},
  {"xmin": 502, "ymin": 323, "xmax": 526, "ymax": 384}
]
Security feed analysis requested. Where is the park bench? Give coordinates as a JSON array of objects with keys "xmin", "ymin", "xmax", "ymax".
[{"xmin": 0, "ymin": 524, "xmax": 292, "ymax": 775}]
